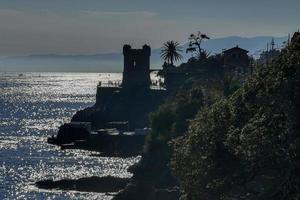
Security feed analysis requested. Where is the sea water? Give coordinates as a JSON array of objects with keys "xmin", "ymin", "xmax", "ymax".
[{"xmin": 0, "ymin": 72, "xmax": 140, "ymax": 200}]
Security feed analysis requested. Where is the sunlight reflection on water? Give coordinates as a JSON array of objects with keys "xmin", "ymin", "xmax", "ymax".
[{"xmin": 0, "ymin": 72, "xmax": 140, "ymax": 200}]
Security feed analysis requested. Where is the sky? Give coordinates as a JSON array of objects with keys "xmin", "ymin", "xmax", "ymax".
[{"xmin": 0, "ymin": 0, "xmax": 299, "ymax": 56}]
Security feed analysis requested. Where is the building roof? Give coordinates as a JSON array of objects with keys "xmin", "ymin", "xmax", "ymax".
[{"xmin": 223, "ymin": 46, "xmax": 249, "ymax": 54}]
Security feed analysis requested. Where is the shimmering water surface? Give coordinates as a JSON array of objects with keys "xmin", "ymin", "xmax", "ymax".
[{"xmin": 0, "ymin": 72, "xmax": 140, "ymax": 200}]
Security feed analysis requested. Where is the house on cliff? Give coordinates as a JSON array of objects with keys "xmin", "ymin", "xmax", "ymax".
[{"xmin": 223, "ymin": 46, "xmax": 250, "ymax": 75}]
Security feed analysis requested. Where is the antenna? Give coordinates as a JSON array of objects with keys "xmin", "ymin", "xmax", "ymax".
[
  {"xmin": 271, "ymin": 38, "xmax": 275, "ymax": 51},
  {"xmin": 270, "ymin": 38, "xmax": 275, "ymax": 61},
  {"xmin": 266, "ymin": 43, "xmax": 269, "ymax": 66}
]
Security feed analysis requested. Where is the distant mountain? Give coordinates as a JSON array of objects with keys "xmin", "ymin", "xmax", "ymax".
[
  {"xmin": 0, "ymin": 36, "xmax": 287, "ymax": 72},
  {"xmin": 25, "ymin": 53, "xmax": 121, "ymax": 60}
]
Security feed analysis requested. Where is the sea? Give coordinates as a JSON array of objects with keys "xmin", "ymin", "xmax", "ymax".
[{"xmin": 0, "ymin": 72, "xmax": 140, "ymax": 200}]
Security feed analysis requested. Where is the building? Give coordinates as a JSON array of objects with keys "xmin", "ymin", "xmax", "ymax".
[
  {"xmin": 223, "ymin": 46, "xmax": 249, "ymax": 74},
  {"xmin": 122, "ymin": 44, "xmax": 151, "ymax": 88}
]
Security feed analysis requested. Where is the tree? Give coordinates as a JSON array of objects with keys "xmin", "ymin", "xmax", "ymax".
[
  {"xmin": 222, "ymin": 73, "xmax": 241, "ymax": 97},
  {"xmin": 186, "ymin": 31, "xmax": 210, "ymax": 59},
  {"xmin": 160, "ymin": 41, "xmax": 183, "ymax": 65}
]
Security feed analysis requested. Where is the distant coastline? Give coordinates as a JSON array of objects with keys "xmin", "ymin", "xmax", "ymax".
[{"xmin": 0, "ymin": 36, "xmax": 287, "ymax": 73}]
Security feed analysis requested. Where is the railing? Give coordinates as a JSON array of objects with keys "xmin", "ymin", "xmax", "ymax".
[
  {"xmin": 97, "ymin": 81, "xmax": 122, "ymax": 88},
  {"xmin": 97, "ymin": 81, "xmax": 166, "ymax": 90}
]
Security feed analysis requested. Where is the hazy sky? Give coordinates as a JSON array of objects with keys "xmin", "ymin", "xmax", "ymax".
[{"xmin": 0, "ymin": 0, "xmax": 299, "ymax": 56}]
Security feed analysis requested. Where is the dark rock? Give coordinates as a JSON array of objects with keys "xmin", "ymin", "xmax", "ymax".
[
  {"xmin": 245, "ymin": 174, "xmax": 277, "ymax": 194},
  {"xmin": 155, "ymin": 187, "xmax": 180, "ymax": 200},
  {"xmin": 113, "ymin": 180, "xmax": 180, "ymax": 200},
  {"xmin": 114, "ymin": 181, "xmax": 155, "ymax": 200},
  {"xmin": 35, "ymin": 176, "xmax": 130, "ymax": 193},
  {"xmin": 55, "ymin": 122, "xmax": 91, "ymax": 145}
]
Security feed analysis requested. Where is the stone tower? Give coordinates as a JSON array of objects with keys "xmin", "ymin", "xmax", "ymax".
[{"xmin": 122, "ymin": 44, "xmax": 151, "ymax": 88}]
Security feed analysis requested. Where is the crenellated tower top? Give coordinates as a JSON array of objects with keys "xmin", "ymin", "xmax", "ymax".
[{"xmin": 122, "ymin": 44, "xmax": 151, "ymax": 88}]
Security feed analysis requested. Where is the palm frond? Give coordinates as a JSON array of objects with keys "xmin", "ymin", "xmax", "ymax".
[{"xmin": 160, "ymin": 40, "xmax": 183, "ymax": 65}]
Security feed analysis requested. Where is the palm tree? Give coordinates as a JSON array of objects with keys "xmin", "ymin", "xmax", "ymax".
[{"xmin": 160, "ymin": 41, "xmax": 183, "ymax": 65}]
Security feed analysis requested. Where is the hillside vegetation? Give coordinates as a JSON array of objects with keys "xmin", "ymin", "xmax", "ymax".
[{"xmin": 172, "ymin": 33, "xmax": 300, "ymax": 199}]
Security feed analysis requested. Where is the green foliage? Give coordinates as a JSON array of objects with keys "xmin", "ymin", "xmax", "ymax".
[
  {"xmin": 223, "ymin": 73, "xmax": 242, "ymax": 96},
  {"xmin": 172, "ymin": 35, "xmax": 300, "ymax": 199},
  {"xmin": 132, "ymin": 86, "xmax": 204, "ymax": 187},
  {"xmin": 159, "ymin": 51, "xmax": 224, "ymax": 94},
  {"xmin": 171, "ymin": 100, "xmax": 235, "ymax": 199}
]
